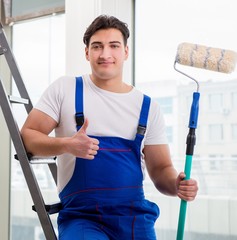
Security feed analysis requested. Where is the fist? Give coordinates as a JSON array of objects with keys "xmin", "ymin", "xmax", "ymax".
[{"xmin": 176, "ymin": 172, "xmax": 198, "ymax": 201}]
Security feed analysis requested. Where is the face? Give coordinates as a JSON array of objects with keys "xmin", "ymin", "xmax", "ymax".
[{"xmin": 85, "ymin": 28, "xmax": 129, "ymax": 82}]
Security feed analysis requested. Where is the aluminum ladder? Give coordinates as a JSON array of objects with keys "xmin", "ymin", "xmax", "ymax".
[{"xmin": 0, "ymin": 22, "xmax": 61, "ymax": 240}]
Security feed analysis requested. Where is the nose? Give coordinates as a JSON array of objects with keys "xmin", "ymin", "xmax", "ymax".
[{"xmin": 99, "ymin": 46, "xmax": 111, "ymax": 59}]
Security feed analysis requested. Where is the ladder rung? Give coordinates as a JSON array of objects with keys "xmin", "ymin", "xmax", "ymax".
[
  {"xmin": 14, "ymin": 153, "xmax": 57, "ymax": 164},
  {"xmin": 30, "ymin": 158, "xmax": 57, "ymax": 164},
  {"xmin": 32, "ymin": 202, "xmax": 62, "ymax": 215},
  {"xmin": 30, "ymin": 155, "xmax": 57, "ymax": 164},
  {"xmin": 8, "ymin": 95, "xmax": 29, "ymax": 104},
  {"xmin": 14, "ymin": 153, "xmax": 33, "ymax": 160},
  {"xmin": 0, "ymin": 47, "xmax": 7, "ymax": 55}
]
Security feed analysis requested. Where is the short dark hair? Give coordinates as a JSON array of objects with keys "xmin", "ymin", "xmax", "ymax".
[{"xmin": 83, "ymin": 15, "xmax": 130, "ymax": 47}]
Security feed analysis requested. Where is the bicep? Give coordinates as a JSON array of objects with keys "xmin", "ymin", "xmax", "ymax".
[
  {"xmin": 21, "ymin": 108, "xmax": 58, "ymax": 135},
  {"xmin": 143, "ymin": 144, "xmax": 173, "ymax": 180}
]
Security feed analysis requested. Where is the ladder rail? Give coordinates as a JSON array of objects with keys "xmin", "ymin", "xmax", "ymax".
[
  {"xmin": 0, "ymin": 22, "xmax": 59, "ymax": 239},
  {"xmin": 0, "ymin": 24, "xmax": 33, "ymax": 113},
  {"xmin": 0, "ymin": 78, "xmax": 57, "ymax": 240},
  {"xmin": 48, "ymin": 163, "xmax": 57, "ymax": 185},
  {"xmin": 0, "ymin": 22, "xmax": 57, "ymax": 184}
]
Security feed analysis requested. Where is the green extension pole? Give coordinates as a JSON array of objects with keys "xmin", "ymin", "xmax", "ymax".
[
  {"xmin": 176, "ymin": 92, "xmax": 200, "ymax": 240},
  {"xmin": 176, "ymin": 155, "xmax": 193, "ymax": 240}
]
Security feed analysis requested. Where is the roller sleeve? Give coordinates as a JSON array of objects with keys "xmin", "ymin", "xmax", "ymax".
[{"xmin": 175, "ymin": 42, "xmax": 237, "ymax": 73}]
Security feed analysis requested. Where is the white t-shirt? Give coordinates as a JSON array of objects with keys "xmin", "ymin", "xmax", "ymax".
[{"xmin": 35, "ymin": 74, "xmax": 168, "ymax": 192}]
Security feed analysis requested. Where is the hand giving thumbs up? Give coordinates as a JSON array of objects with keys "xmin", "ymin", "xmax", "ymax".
[{"xmin": 65, "ymin": 118, "xmax": 99, "ymax": 159}]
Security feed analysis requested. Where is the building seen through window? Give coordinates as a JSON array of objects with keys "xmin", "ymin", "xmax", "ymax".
[{"xmin": 136, "ymin": 1, "xmax": 237, "ymax": 239}]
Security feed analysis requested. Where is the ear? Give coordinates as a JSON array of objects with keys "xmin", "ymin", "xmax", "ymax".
[
  {"xmin": 85, "ymin": 47, "xmax": 89, "ymax": 61},
  {"xmin": 124, "ymin": 45, "xmax": 129, "ymax": 60}
]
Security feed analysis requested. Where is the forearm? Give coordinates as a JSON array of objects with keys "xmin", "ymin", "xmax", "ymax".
[
  {"xmin": 151, "ymin": 165, "xmax": 178, "ymax": 197},
  {"xmin": 21, "ymin": 128, "xmax": 68, "ymax": 157}
]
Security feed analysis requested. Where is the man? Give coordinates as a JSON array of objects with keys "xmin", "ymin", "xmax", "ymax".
[{"xmin": 21, "ymin": 15, "xmax": 198, "ymax": 240}]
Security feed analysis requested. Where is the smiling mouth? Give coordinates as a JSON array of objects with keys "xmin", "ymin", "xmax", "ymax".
[{"xmin": 98, "ymin": 61, "xmax": 114, "ymax": 65}]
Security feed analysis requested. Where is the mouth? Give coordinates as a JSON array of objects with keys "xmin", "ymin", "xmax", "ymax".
[{"xmin": 98, "ymin": 61, "xmax": 114, "ymax": 65}]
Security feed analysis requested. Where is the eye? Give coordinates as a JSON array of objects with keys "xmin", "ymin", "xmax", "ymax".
[
  {"xmin": 91, "ymin": 44, "xmax": 102, "ymax": 49},
  {"xmin": 111, "ymin": 44, "xmax": 120, "ymax": 49}
]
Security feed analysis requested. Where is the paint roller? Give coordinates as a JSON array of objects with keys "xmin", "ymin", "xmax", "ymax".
[
  {"xmin": 175, "ymin": 42, "xmax": 237, "ymax": 74},
  {"xmin": 173, "ymin": 42, "xmax": 237, "ymax": 240}
]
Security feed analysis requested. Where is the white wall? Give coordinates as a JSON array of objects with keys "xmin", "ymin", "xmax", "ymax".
[
  {"xmin": 0, "ymin": 23, "xmax": 11, "ymax": 240},
  {"xmin": 65, "ymin": 0, "xmax": 134, "ymax": 84}
]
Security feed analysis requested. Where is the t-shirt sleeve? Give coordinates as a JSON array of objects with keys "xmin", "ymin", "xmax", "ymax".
[
  {"xmin": 34, "ymin": 77, "xmax": 64, "ymax": 123},
  {"xmin": 144, "ymin": 99, "xmax": 168, "ymax": 145}
]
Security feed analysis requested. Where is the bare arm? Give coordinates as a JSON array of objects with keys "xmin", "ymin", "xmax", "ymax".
[
  {"xmin": 144, "ymin": 144, "xmax": 178, "ymax": 196},
  {"xmin": 21, "ymin": 109, "xmax": 99, "ymax": 159},
  {"xmin": 144, "ymin": 144, "xmax": 198, "ymax": 201}
]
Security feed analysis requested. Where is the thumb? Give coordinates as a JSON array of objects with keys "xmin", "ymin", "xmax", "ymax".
[
  {"xmin": 179, "ymin": 172, "xmax": 186, "ymax": 180},
  {"xmin": 176, "ymin": 172, "xmax": 185, "ymax": 189},
  {"xmin": 79, "ymin": 118, "xmax": 89, "ymax": 134}
]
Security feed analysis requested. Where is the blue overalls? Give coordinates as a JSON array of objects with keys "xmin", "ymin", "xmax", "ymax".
[{"xmin": 57, "ymin": 77, "xmax": 160, "ymax": 240}]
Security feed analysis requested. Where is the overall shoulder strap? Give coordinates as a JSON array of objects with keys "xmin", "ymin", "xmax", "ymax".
[
  {"xmin": 137, "ymin": 94, "xmax": 151, "ymax": 136},
  {"xmin": 75, "ymin": 76, "xmax": 84, "ymax": 130}
]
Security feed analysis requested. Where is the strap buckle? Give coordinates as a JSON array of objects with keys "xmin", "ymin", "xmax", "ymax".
[
  {"xmin": 75, "ymin": 112, "xmax": 84, "ymax": 127},
  {"xmin": 137, "ymin": 125, "xmax": 146, "ymax": 135}
]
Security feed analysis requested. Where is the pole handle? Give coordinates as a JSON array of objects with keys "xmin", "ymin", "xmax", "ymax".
[
  {"xmin": 189, "ymin": 92, "xmax": 200, "ymax": 129},
  {"xmin": 176, "ymin": 155, "xmax": 193, "ymax": 240}
]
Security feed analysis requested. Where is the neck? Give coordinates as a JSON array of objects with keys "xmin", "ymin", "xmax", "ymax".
[{"xmin": 90, "ymin": 75, "xmax": 132, "ymax": 93}]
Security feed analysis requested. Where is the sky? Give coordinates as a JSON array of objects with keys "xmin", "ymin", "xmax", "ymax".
[{"xmin": 135, "ymin": 0, "xmax": 237, "ymax": 83}]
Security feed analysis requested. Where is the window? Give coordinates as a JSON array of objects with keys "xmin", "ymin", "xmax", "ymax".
[
  {"xmin": 4, "ymin": 0, "xmax": 64, "ymax": 25},
  {"xmin": 165, "ymin": 126, "xmax": 173, "ymax": 143},
  {"xmin": 232, "ymin": 92, "xmax": 237, "ymax": 109},
  {"xmin": 154, "ymin": 97, "xmax": 173, "ymax": 114},
  {"xmin": 208, "ymin": 93, "xmax": 223, "ymax": 112},
  {"xmin": 208, "ymin": 155, "xmax": 223, "ymax": 171},
  {"xmin": 11, "ymin": 14, "xmax": 65, "ymax": 240},
  {"xmin": 135, "ymin": 0, "xmax": 237, "ymax": 239},
  {"xmin": 232, "ymin": 124, "xmax": 237, "ymax": 140},
  {"xmin": 209, "ymin": 124, "xmax": 223, "ymax": 142},
  {"xmin": 232, "ymin": 155, "xmax": 237, "ymax": 170}
]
